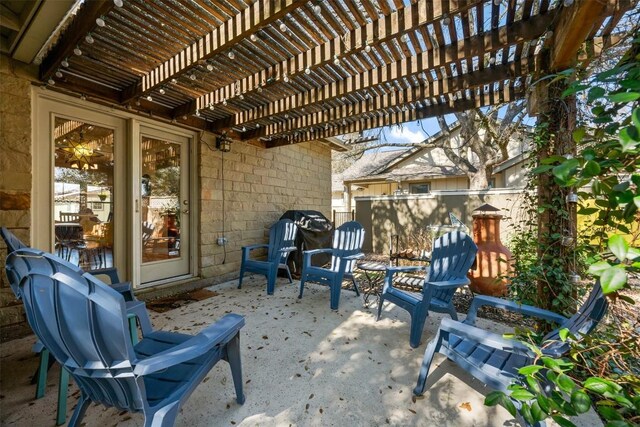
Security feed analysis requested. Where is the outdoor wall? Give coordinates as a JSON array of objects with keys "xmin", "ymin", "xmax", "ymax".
[
  {"xmin": 0, "ymin": 57, "xmax": 32, "ymax": 338},
  {"xmin": 355, "ymin": 189, "xmax": 530, "ymax": 254},
  {"xmin": 199, "ymin": 138, "xmax": 332, "ymax": 279}
]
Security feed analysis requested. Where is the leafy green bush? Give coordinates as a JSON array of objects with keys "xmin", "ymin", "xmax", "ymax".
[{"xmin": 487, "ymin": 34, "xmax": 640, "ymax": 426}]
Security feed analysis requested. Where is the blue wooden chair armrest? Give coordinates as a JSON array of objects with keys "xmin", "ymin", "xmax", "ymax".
[
  {"xmin": 134, "ymin": 314, "xmax": 245, "ymax": 376},
  {"xmin": 302, "ymin": 248, "xmax": 334, "ymax": 265},
  {"xmin": 125, "ymin": 300, "xmax": 153, "ymax": 336},
  {"xmin": 465, "ymin": 295, "xmax": 568, "ymax": 326},
  {"xmin": 343, "ymin": 252, "xmax": 365, "ymax": 261},
  {"xmin": 425, "ymin": 277, "xmax": 470, "ymax": 289},
  {"xmin": 439, "ymin": 318, "xmax": 533, "ymax": 356},
  {"xmin": 242, "ymin": 244, "xmax": 269, "ymax": 257}
]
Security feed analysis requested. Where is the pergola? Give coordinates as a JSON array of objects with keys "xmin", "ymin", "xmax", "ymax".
[{"xmin": 33, "ymin": 0, "xmax": 630, "ymax": 149}]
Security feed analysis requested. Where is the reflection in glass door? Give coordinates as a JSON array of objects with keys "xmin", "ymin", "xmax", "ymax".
[
  {"xmin": 54, "ymin": 118, "xmax": 114, "ymax": 271},
  {"xmin": 139, "ymin": 131, "xmax": 190, "ymax": 283}
]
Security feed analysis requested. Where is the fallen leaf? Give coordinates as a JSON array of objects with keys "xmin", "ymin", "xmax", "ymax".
[
  {"xmin": 459, "ymin": 402, "xmax": 472, "ymax": 411},
  {"xmin": 408, "ymin": 408, "xmax": 416, "ymax": 414}
]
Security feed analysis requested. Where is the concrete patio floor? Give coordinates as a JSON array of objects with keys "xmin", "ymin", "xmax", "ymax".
[{"xmin": 0, "ymin": 275, "xmax": 601, "ymax": 427}]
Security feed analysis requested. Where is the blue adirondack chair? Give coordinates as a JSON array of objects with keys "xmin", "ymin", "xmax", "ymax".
[
  {"xmin": 8, "ymin": 248, "xmax": 246, "ymax": 427},
  {"xmin": 414, "ymin": 282, "xmax": 608, "ymax": 427},
  {"xmin": 377, "ymin": 231, "xmax": 477, "ymax": 348},
  {"xmin": 238, "ymin": 218, "xmax": 298, "ymax": 295},
  {"xmin": 298, "ymin": 221, "xmax": 365, "ymax": 310},
  {"xmin": 1, "ymin": 226, "xmax": 152, "ymax": 425}
]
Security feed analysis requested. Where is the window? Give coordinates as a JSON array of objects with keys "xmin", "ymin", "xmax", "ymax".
[
  {"xmin": 488, "ymin": 178, "xmax": 496, "ymax": 189},
  {"xmin": 410, "ymin": 183, "xmax": 431, "ymax": 194}
]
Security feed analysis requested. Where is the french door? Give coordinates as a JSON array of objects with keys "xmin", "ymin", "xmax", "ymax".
[
  {"xmin": 136, "ymin": 126, "xmax": 191, "ymax": 284},
  {"xmin": 36, "ymin": 91, "xmax": 194, "ymax": 288}
]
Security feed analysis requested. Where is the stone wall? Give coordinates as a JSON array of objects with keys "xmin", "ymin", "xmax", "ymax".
[
  {"xmin": 0, "ymin": 69, "xmax": 332, "ymax": 336},
  {"xmin": 199, "ymin": 139, "xmax": 332, "ymax": 279},
  {"xmin": 0, "ymin": 57, "xmax": 32, "ymax": 339}
]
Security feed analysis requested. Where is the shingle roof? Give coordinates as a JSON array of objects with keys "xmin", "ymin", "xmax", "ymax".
[{"xmin": 332, "ymin": 149, "xmax": 409, "ymax": 192}]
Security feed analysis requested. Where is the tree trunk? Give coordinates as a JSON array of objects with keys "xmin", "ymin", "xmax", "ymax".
[
  {"xmin": 468, "ymin": 166, "xmax": 491, "ymax": 190},
  {"xmin": 535, "ymin": 67, "xmax": 578, "ymax": 315}
]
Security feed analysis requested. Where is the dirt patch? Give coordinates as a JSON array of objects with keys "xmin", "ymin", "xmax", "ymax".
[{"xmin": 146, "ymin": 288, "xmax": 219, "ymax": 313}]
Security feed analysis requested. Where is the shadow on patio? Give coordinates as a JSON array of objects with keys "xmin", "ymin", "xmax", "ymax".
[{"xmin": 0, "ymin": 275, "xmax": 598, "ymax": 427}]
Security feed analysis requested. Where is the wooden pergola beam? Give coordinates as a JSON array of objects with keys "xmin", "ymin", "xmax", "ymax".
[
  {"xmin": 120, "ymin": 0, "xmax": 302, "ymax": 104},
  {"xmin": 261, "ymin": 83, "xmax": 524, "ymax": 148},
  {"xmin": 219, "ymin": 11, "xmax": 552, "ymax": 131},
  {"xmin": 550, "ymin": 0, "xmax": 622, "ymax": 71},
  {"xmin": 189, "ymin": 0, "xmax": 484, "ymax": 114},
  {"xmin": 254, "ymin": 54, "xmax": 536, "ymax": 139},
  {"xmin": 50, "ymin": 73, "xmax": 215, "ymax": 132},
  {"xmin": 40, "ymin": 0, "xmax": 115, "ymax": 81}
]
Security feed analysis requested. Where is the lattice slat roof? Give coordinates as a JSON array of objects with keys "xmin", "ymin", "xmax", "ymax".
[{"xmin": 40, "ymin": 0, "xmax": 632, "ymax": 149}]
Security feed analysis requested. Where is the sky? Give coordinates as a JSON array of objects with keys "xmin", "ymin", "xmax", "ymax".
[{"xmin": 346, "ymin": 106, "xmax": 538, "ymax": 152}]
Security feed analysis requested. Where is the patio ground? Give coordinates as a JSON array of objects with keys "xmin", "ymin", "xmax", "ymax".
[{"xmin": 0, "ymin": 276, "xmax": 602, "ymax": 427}]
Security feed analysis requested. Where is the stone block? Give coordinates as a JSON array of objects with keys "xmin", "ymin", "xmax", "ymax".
[{"xmin": 0, "ymin": 192, "xmax": 30, "ymax": 210}]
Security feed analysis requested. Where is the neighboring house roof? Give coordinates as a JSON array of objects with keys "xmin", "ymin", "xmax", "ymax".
[
  {"xmin": 356, "ymin": 163, "xmax": 467, "ymax": 182},
  {"xmin": 493, "ymin": 151, "xmax": 531, "ymax": 173},
  {"xmin": 332, "ymin": 149, "xmax": 408, "ymax": 192}
]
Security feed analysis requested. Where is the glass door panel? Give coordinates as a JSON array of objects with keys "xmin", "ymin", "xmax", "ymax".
[
  {"xmin": 139, "ymin": 131, "xmax": 190, "ymax": 283},
  {"xmin": 54, "ymin": 118, "xmax": 114, "ymax": 271}
]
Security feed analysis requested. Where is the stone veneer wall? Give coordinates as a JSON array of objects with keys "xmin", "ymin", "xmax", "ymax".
[
  {"xmin": 199, "ymin": 140, "xmax": 332, "ymax": 279},
  {"xmin": 0, "ymin": 61, "xmax": 332, "ymax": 336},
  {"xmin": 0, "ymin": 57, "xmax": 32, "ymax": 339}
]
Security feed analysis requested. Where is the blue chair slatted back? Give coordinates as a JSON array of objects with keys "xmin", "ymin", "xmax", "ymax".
[
  {"xmin": 427, "ymin": 231, "xmax": 477, "ymax": 302},
  {"xmin": 267, "ymin": 219, "xmax": 297, "ymax": 264},
  {"xmin": 9, "ymin": 249, "xmax": 142, "ymax": 412},
  {"xmin": 542, "ymin": 282, "xmax": 608, "ymax": 357},
  {"xmin": 329, "ymin": 221, "xmax": 365, "ymax": 273},
  {"xmin": 1, "ymin": 227, "xmax": 28, "ymax": 298}
]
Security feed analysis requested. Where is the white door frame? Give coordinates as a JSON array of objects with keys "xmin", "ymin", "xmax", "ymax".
[
  {"xmin": 134, "ymin": 123, "xmax": 194, "ymax": 286},
  {"xmin": 33, "ymin": 88, "xmax": 199, "ymax": 288}
]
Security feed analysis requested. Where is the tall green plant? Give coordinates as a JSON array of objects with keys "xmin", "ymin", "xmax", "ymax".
[{"xmin": 486, "ymin": 35, "xmax": 640, "ymax": 426}]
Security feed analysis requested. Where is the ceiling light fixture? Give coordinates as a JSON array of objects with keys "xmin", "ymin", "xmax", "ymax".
[
  {"xmin": 146, "ymin": 95, "xmax": 152, "ymax": 101},
  {"xmin": 333, "ymin": 55, "xmax": 340, "ymax": 65},
  {"xmin": 401, "ymin": 34, "xmax": 410, "ymax": 43},
  {"xmin": 313, "ymin": 4, "xmax": 321, "ymax": 14},
  {"xmin": 159, "ymin": 88, "xmax": 166, "ymax": 95},
  {"xmin": 189, "ymin": 74, "xmax": 197, "ymax": 80},
  {"xmin": 280, "ymin": 23, "xmax": 287, "ymax": 32},
  {"xmin": 283, "ymin": 73, "xmax": 289, "ymax": 83},
  {"xmin": 96, "ymin": 16, "xmax": 106, "ymax": 27},
  {"xmin": 250, "ymin": 33, "xmax": 258, "ymax": 42},
  {"xmin": 222, "ymin": 98, "xmax": 227, "ymax": 106},
  {"xmin": 73, "ymin": 46, "xmax": 82, "ymax": 56},
  {"xmin": 47, "ymin": 78, "xmax": 55, "ymax": 85},
  {"xmin": 85, "ymin": 33, "xmax": 94, "ymax": 44},
  {"xmin": 364, "ymin": 41, "xmax": 372, "ymax": 53},
  {"xmin": 114, "ymin": 0, "xmax": 123, "ymax": 7},
  {"xmin": 206, "ymin": 64, "xmax": 214, "ymax": 71},
  {"xmin": 305, "ymin": 67, "xmax": 311, "ymax": 75},
  {"xmin": 228, "ymin": 51, "xmax": 235, "ymax": 59},
  {"xmin": 55, "ymin": 70, "xmax": 63, "ymax": 78},
  {"xmin": 61, "ymin": 59, "xmax": 69, "ymax": 67},
  {"xmin": 442, "ymin": 15, "xmax": 451, "ymax": 26}
]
